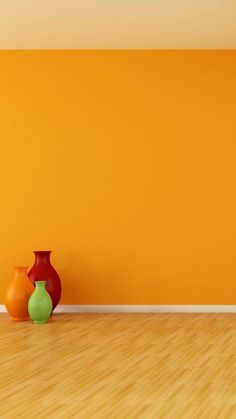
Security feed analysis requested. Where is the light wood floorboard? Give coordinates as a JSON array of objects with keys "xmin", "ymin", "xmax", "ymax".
[{"xmin": 0, "ymin": 313, "xmax": 236, "ymax": 418}]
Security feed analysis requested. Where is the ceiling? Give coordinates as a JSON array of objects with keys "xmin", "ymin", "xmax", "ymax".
[{"xmin": 0, "ymin": 0, "xmax": 235, "ymax": 49}]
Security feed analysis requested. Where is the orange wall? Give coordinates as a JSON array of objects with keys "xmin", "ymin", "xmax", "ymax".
[{"xmin": 0, "ymin": 50, "xmax": 236, "ymax": 304}]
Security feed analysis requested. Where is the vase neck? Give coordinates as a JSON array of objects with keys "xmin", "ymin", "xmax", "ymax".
[
  {"xmin": 15, "ymin": 266, "xmax": 28, "ymax": 279},
  {"xmin": 34, "ymin": 251, "xmax": 52, "ymax": 265},
  {"xmin": 35, "ymin": 281, "xmax": 46, "ymax": 290}
]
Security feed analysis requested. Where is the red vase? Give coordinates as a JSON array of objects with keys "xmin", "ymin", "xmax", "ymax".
[{"xmin": 28, "ymin": 251, "xmax": 61, "ymax": 311}]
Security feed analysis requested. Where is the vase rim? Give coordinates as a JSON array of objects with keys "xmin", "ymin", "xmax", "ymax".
[
  {"xmin": 34, "ymin": 250, "xmax": 52, "ymax": 254},
  {"xmin": 35, "ymin": 280, "xmax": 46, "ymax": 283}
]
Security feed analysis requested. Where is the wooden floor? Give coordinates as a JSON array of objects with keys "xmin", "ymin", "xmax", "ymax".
[{"xmin": 1, "ymin": 313, "xmax": 236, "ymax": 418}]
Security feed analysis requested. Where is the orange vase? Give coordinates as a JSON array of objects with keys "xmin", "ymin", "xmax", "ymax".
[{"xmin": 5, "ymin": 267, "xmax": 34, "ymax": 321}]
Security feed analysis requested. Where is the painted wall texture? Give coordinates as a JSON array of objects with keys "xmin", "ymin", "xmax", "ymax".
[{"xmin": 0, "ymin": 50, "xmax": 236, "ymax": 304}]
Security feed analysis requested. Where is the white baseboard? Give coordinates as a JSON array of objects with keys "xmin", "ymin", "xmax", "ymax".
[
  {"xmin": 52, "ymin": 305, "xmax": 236, "ymax": 313},
  {"xmin": 1, "ymin": 305, "xmax": 236, "ymax": 314}
]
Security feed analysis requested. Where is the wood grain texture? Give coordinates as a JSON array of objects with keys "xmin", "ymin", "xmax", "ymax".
[{"xmin": 0, "ymin": 313, "xmax": 236, "ymax": 418}]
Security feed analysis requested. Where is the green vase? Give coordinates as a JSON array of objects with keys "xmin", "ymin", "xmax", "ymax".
[{"xmin": 28, "ymin": 281, "xmax": 52, "ymax": 324}]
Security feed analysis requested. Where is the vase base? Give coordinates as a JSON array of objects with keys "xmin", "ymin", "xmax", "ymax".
[
  {"xmin": 11, "ymin": 317, "xmax": 29, "ymax": 321},
  {"xmin": 33, "ymin": 320, "xmax": 48, "ymax": 324}
]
